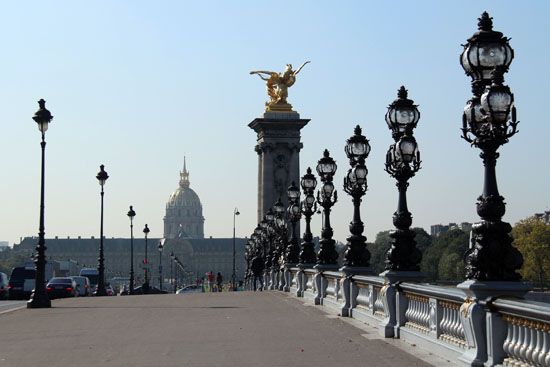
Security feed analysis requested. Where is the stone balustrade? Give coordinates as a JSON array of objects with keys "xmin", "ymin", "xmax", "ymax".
[
  {"xmin": 493, "ymin": 298, "xmax": 550, "ymax": 367},
  {"xmin": 259, "ymin": 268, "xmax": 550, "ymax": 366}
]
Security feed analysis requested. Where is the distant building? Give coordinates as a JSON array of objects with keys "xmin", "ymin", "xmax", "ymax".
[
  {"xmin": 14, "ymin": 236, "xmax": 247, "ymax": 284},
  {"xmin": 430, "ymin": 222, "xmax": 473, "ymax": 237},
  {"xmin": 534, "ymin": 211, "xmax": 550, "ymax": 225},
  {"xmin": 164, "ymin": 158, "xmax": 205, "ymax": 239}
]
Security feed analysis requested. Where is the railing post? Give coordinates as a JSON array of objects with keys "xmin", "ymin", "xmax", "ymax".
[
  {"xmin": 485, "ymin": 309, "xmax": 508, "ymax": 366},
  {"xmin": 314, "ymin": 271, "xmax": 323, "ymax": 305},
  {"xmin": 459, "ymin": 299, "xmax": 487, "ymax": 366},
  {"xmin": 296, "ymin": 265, "xmax": 305, "ymax": 297},
  {"xmin": 395, "ymin": 288, "xmax": 408, "ymax": 338},
  {"xmin": 379, "ymin": 283, "xmax": 397, "ymax": 338},
  {"xmin": 340, "ymin": 275, "xmax": 352, "ymax": 317},
  {"xmin": 428, "ymin": 298, "xmax": 440, "ymax": 339}
]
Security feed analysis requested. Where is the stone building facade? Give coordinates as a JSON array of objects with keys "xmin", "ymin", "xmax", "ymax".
[{"xmin": 163, "ymin": 159, "xmax": 204, "ymax": 239}]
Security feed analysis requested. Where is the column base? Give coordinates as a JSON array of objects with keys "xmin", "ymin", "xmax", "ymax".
[
  {"xmin": 379, "ymin": 270, "xmax": 425, "ymax": 284},
  {"xmin": 457, "ymin": 279, "xmax": 531, "ymax": 301},
  {"xmin": 27, "ymin": 295, "xmax": 51, "ymax": 309}
]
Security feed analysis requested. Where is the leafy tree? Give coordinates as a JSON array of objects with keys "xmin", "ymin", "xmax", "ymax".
[
  {"xmin": 512, "ymin": 217, "xmax": 550, "ymax": 289},
  {"xmin": 421, "ymin": 228, "xmax": 468, "ymax": 282},
  {"xmin": 0, "ymin": 248, "xmax": 32, "ymax": 275}
]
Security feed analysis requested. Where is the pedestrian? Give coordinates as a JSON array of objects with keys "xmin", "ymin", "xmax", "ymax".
[
  {"xmin": 216, "ymin": 272, "xmax": 223, "ymax": 292},
  {"xmin": 250, "ymin": 252, "xmax": 264, "ymax": 291},
  {"xmin": 207, "ymin": 271, "xmax": 215, "ymax": 292}
]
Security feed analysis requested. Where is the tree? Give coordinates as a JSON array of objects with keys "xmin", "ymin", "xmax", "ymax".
[
  {"xmin": 512, "ymin": 217, "xmax": 550, "ymax": 289},
  {"xmin": 421, "ymin": 228, "xmax": 468, "ymax": 282}
]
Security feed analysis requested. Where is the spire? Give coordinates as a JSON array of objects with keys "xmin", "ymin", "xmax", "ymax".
[{"xmin": 179, "ymin": 156, "xmax": 190, "ymax": 188}]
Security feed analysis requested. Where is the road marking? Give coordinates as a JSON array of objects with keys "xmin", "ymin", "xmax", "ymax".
[{"xmin": 0, "ymin": 305, "xmax": 26, "ymax": 315}]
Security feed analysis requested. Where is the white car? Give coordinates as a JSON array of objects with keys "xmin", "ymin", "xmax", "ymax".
[
  {"xmin": 176, "ymin": 285, "xmax": 203, "ymax": 294},
  {"xmin": 70, "ymin": 276, "xmax": 91, "ymax": 297}
]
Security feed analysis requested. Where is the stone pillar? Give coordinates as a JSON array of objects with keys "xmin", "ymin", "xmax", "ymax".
[{"xmin": 249, "ymin": 112, "xmax": 309, "ymax": 222}]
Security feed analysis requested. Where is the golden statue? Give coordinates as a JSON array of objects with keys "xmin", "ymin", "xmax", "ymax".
[{"xmin": 250, "ymin": 61, "xmax": 310, "ymax": 112}]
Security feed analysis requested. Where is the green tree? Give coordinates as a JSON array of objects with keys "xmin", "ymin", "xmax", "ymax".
[
  {"xmin": 512, "ymin": 217, "xmax": 550, "ymax": 289},
  {"xmin": 421, "ymin": 228, "xmax": 468, "ymax": 282}
]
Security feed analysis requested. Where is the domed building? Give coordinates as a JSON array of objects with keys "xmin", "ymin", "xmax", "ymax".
[{"xmin": 163, "ymin": 159, "xmax": 205, "ymax": 239}]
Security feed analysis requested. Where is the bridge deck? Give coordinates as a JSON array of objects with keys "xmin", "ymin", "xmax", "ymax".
[{"xmin": 0, "ymin": 292, "xmax": 434, "ymax": 367}]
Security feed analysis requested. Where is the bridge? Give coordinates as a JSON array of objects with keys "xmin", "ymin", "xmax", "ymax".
[{"xmin": 2, "ymin": 292, "xmax": 449, "ymax": 367}]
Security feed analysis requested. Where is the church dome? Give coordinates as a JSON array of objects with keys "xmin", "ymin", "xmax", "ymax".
[{"xmin": 163, "ymin": 158, "xmax": 205, "ymax": 239}]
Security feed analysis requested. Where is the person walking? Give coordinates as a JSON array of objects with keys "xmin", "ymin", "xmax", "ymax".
[
  {"xmin": 206, "ymin": 271, "xmax": 215, "ymax": 292},
  {"xmin": 216, "ymin": 272, "xmax": 223, "ymax": 292},
  {"xmin": 250, "ymin": 252, "xmax": 264, "ymax": 292}
]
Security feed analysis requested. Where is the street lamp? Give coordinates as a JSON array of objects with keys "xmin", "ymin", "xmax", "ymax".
[
  {"xmin": 143, "ymin": 224, "xmax": 150, "ymax": 293},
  {"xmin": 315, "ymin": 149, "xmax": 338, "ymax": 266},
  {"xmin": 28, "ymin": 99, "xmax": 53, "ymax": 309},
  {"xmin": 158, "ymin": 239, "xmax": 165, "ymax": 291},
  {"xmin": 127, "ymin": 206, "xmax": 136, "ymax": 295},
  {"xmin": 170, "ymin": 252, "xmax": 175, "ymax": 293},
  {"xmin": 169, "ymin": 251, "xmax": 174, "ymax": 292},
  {"xmin": 299, "ymin": 168, "xmax": 317, "ymax": 265},
  {"xmin": 95, "ymin": 164, "xmax": 109, "ymax": 297},
  {"xmin": 342, "ymin": 125, "xmax": 371, "ymax": 269},
  {"xmin": 286, "ymin": 182, "xmax": 301, "ymax": 265},
  {"xmin": 384, "ymin": 87, "xmax": 422, "ymax": 273},
  {"xmin": 232, "ymin": 207, "xmax": 240, "ymax": 291},
  {"xmin": 460, "ymin": 13, "xmax": 523, "ymax": 282}
]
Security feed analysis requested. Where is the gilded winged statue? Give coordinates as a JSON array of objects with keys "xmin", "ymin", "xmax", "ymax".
[{"xmin": 250, "ymin": 61, "xmax": 310, "ymax": 109}]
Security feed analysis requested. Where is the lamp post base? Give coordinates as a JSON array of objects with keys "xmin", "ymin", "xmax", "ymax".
[{"xmin": 27, "ymin": 295, "xmax": 51, "ymax": 309}]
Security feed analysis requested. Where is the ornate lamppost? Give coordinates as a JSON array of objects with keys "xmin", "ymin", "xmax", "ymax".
[
  {"xmin": 158, "ymin": 239, "xmax": 165, "ymax": 291},
  {"xmin": 127, "ymin": 206, "xmax": 136, "ymax": 295},
  {"xmin": 299, "ymin": 168, "xmax": 317, "ymax": 266},
  {"xmin": 95, "ymin": 164, "xmax": 109, "ymax": 297},
  {"xmin": 315, "ymin": 150, "xmax": 338, "ymax": 267},
  {"xmin": 283, "ymin": 182, "xmax": 301, "ymax": 291},
  {"xmin": 272, "ymin": 201, "xmax": 288, "ymax": 290},
  {"xmin": 169, "ymin": 251, "xmax": 174, "ymax": 292},
  {"xmin": 459, "ymin": 12, "xmax": 526, "ymax": 295},
  {"xmin": 232, "ymin": 207, "xmax": 240, "ymax": 291},
  {"xmin": 342, "ymin": 125, "xmax": 371, "ymax": 270},
  {"xmin": 383, "ymin": 87, "xmax": 423, "ymax": 279},
  {"xmin": 143, "ymin": 224, "xmax": 150, "ymax": 293},
  {"xmin": 28, "ymin": 99, "xmax": 53, "ymax": 309}
]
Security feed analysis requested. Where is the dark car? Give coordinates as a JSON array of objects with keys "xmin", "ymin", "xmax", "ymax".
[
  {"xmin": 46, "ymin": 277, "xmax": 77, "ymax": 299},
  {"xmin": 8, "ymin": 267, "xmax": 36, "ymax": 300}
]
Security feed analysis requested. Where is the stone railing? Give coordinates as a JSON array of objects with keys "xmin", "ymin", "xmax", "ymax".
[
  {"xmin": 398, "ymin": 283, "xmax": 467, "ymax": 361},
  {"xmin": 263, "ymin": 268, "xmax": 550, "ymax": 366},
  {"xmin": 492, "ymin": 298, "xmax": 550, "ymax": 367},
  {"xmin": 302, "ymin": 268, "xmax": 317, "ymax": 301}
]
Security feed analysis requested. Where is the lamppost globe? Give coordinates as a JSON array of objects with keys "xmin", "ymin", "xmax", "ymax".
[
  {"xmin": 385, "ymin": 86, "xmax": 420, "ymax": 138},
  {"xmin": 316, "ymin": 149, "xmax": 337, "ymax": 179},
  {"xmin": 96, "ymin": 165, "xmax": 109, "ymax": 186},
  {"xmin": 480, "ymin": 71, "xmax": 515, "ymax": 124},
  {"xmin": 304, "ymin": 194, "xmax": 315, "ymax": 210},
  {"xmin": 300, "ymin": 167, "xmax": 317, "ymax": 192},
  {"xmin": 395, "ymin": 136, "xmax": 419, "ymax": 164},
  {"xmin": 345, "ymin": 125, "xmax": 371, "ymax": 164},
  {"xmin": 273, "ymin": 198, "xmax": 285, "ymax": 216},
  {"xmin": 287, "ymin": 182, "xmax": 300, "ymax": 203},
  {"xmin": 265, "ymin": 208, "xmax": 275, "ymax": 223},
  {"xmin": 33, "ymin": 99, "xmax": 53, "ymax": 134},
  {"xmin": 460, "ymin": 12, "xmax": 513, "ymax": 85},
  {"xmin": 321, "ymin": 181, "xmax": 335, "ymax": 199}
]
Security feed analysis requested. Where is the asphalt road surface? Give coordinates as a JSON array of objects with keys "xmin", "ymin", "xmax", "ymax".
[{"xmin": 0, "ymin": 292, "xmax": 434, "ymax": 367}]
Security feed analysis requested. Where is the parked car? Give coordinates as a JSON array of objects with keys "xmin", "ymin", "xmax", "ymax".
[
  {"xmin": 176, "ymin": 285, "xmax": 202, "ymax": 294},
  {"xmin": 46, "ymin": 277, "xmax": 77, "ymax": 299},
  {"xmin": 8, "ymin": 267, "xmax": 36, "ymax": 300},
  {"xmin": 70, "ymin": 276, "xmax": 91, "ymax": 297},
  {"xmin": 79, "ymin": 268, "xmax": 99, "ymax": 291},
  {"xmin": 0, "ymin": 272, "xmax": 8, "ymax": 300}
]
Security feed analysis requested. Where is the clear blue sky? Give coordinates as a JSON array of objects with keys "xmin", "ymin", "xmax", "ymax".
[{"xmin": 1, "ymin": 1, "xmax": 548, "ymax": 246}]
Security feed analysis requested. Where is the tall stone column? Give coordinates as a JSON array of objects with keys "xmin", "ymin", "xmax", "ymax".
[{"xmin": 249, "ymin": 111, "xmax": 309, "ymax": 222}]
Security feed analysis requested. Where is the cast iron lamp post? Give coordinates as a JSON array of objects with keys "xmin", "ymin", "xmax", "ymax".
[
  {"xmin": 315, "ymin": 149, "xmax": 338, "ymax": 266},
  {"xmin": 169, "ymin": 251, "xmax": 174, "ymax": 292},
  {"xmin": 158, "ymin": 239, "xmax": 164, "ymax": 291},
  {"xmin": 384, "ymin": 87, "xmax": 422, "ymax": 273},
  {"xmin": 285, "ymin": 182, "xmax": 301, "ymax": 265},
  {"xmin": 28, "ymin": 99, "xmax": 53, "ymax": 309},
  {"xmin": 299, "ymin": 168, "xmax": 317, "ymax": 265},
  {"xmin": 127, "ymin": 206, "xmax": 136, "ymax": 295},
  {"xmin": 143, "ymin": 224, "xmax": 150, "ymax": 292},
  {"xmin": 342, "ymin": 125, "xmax": 371, "ymax": 269},
  {"xmin": 460, "ymin": 12, "xmax": 523, "ymax": 282},
  {"xmin": 95, "ymin": 164, "xmax": 109, "ymax": 297},
  {"xmin": 232, "ymin": 207, "xmax": 240, "ymax": 291}
]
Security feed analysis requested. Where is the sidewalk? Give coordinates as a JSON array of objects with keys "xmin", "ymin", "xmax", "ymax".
[{"xmin": 0, "ymin": 292, "xmax": 432, "ymax": 367}]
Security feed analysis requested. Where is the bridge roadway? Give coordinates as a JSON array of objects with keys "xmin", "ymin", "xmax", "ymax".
[{"xmin": 0, "ymin": 292, "xmax": 447, "ymax": 367}]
